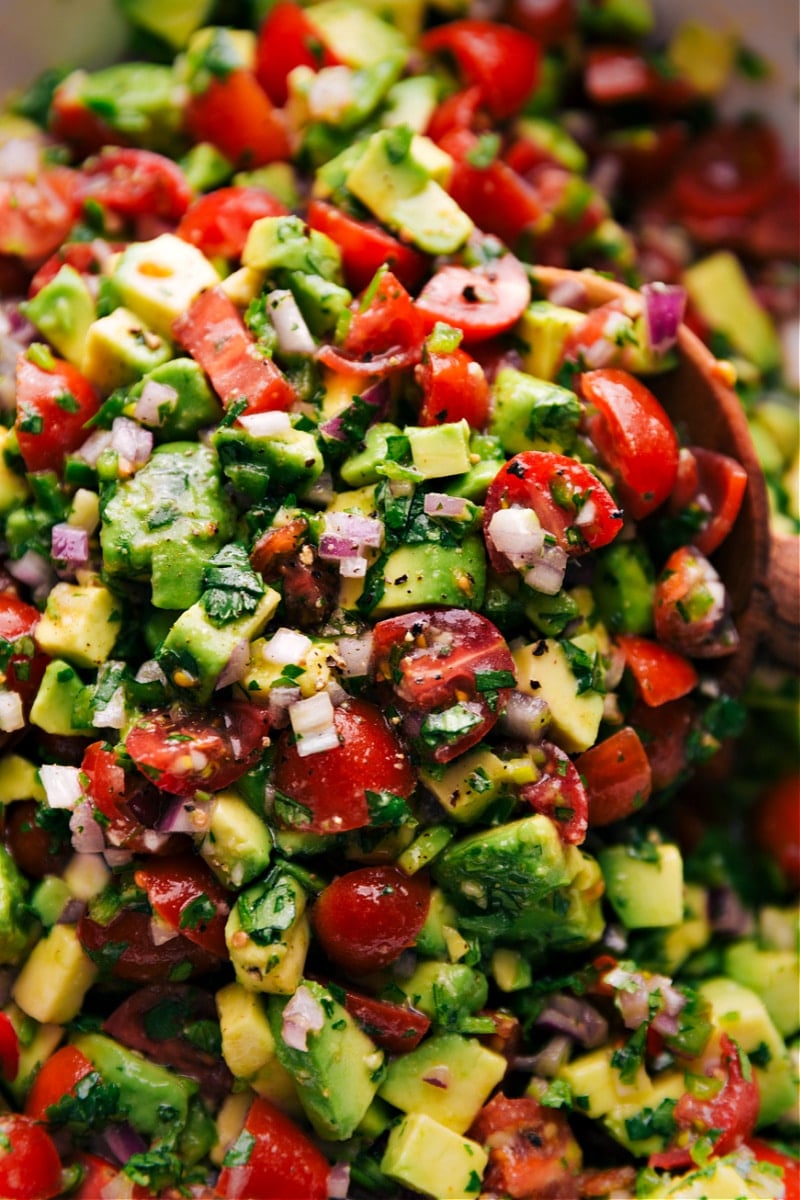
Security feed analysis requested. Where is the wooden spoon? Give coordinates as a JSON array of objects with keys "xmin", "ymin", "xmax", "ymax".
[{"xmin": 532, "ymin": 266, "xmax": 796, "ymax": 688}]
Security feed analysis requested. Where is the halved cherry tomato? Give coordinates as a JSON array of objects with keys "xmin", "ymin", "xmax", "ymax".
[
  {"xmin": 15, "ymin": 353, "xmax": 99, "ymax": 474},
  {"xmin": 0, "ymin": 1012, "xmax": 19, "ymax": 1082},
  {"xmin": 126, "ymin": 702, "xmax": 269, "ymax": 796},
  {"xmin": 421, "ymin": 20, "xmax": 540, "ymax": 120},
  {"xmin": 306, "ymin": 199, "xmax": 428, "ymax": 294},
  {"xmin": 78, "ymin": 906, "xmax": 219, "ymax": 983},
  {"xmin": 439, "ymin": 128, "xmax": 544, "ymax": 247},
  {"xmin": 187, "ymin": 70, "xmax": 290, "ymax": 169},
  {"xmin": 25, "ymin": 1044, "xmax": 94, "ymax": 1120},
  {"xmin": 415, "ymin": 244, "xmax": 532, "ymax": 343},
  {"xmin": 134, "ymin": 856, "xmax": 230, "ymax": 959},
  {"xmin": 484, "ymin": 451, "xmax": 623, "ymax": 565},
  {"xmin": 274, "ymin": 697, "xmax": 415, "ymax": 834},
  {"xmin": 81, "ymin": 740, "xmax": 176, "ymax": 852},
  {"xmin": 28, "ymin": 238, "xmax": 119, "ymax": 298},
  {"xmin": 617, "ymin": 635, "xmax": 698, "ymax": 707},
  {"xmin": 312, "ymin": 866, "xmax": 430, "ymax": 975},
  {"xmin": 579, "ymin": 368, "xmax": 679, "ymax": 520},
  {"xmin": 3, "ymin": 800, "xmax": 70, "ymax": 878},
  {"xmin": 650, "ymin": 1034, "xmax": 759, "ymax": 1169},
  {"xmin": 0, "ymin": 167, "xmax": 78, "ymax": 262},
  {"xmin": 335, "ymin": 986, "xmax": 430, "ymax": 1054},
  {"xmin": 522, "ymin": 741, "xmax": 588, "ymax": 845},
  {"xmin": 755, "ymin": 773, "xmax": 800, "ymax": 889},
  {"xmin": 654, "ymin": 545, "xmax": 739, "ymax": 658},
  {"xmin": 255, "ymin": 1, "xmax": 340, "ymax": 106},
  {"xmin": 173, "ymin": 286, "xmax": 295, "ymax": 413},
  {"xmin": 370, "ymin": 609, "xmax": 515, "ymax": 764},
  {"xmin": 508, "ymin": 0, "xmax": 575, "ymax": 43},
  {"xmin": 317, "ymin": 269, "xmax": 425, "ymax": 376},
  {"xmin": 668, "ymin": 446, "xmax": 748, "ymax": 556},
  {"xmin": 426, "ymin": 86, "xmax": 483, "ymax": 143},
  {"xmin": 469, "ymin": 1093, "xmax": 582, "ymax": 1199},
  {"xmin": 0, "ymin": 1114, "xmax": 63, "ymax": 1200},
  {"xmin": 672, "ymin": 121, "xmax": 783, "ymax": 219},
  {"xmin": 416, "ymin": 345, "xmax": 490, "ymax": 428},
  {"xmin": 0, "ymin": 593, "xmax": 49, "ymax": 751},
  {"xmin": 577, "ymin": 726, "xmax": 653, "ymax": 826},
  {"xmin": 217, "ymin": 1096, "xmax": 330, "ymax": 1200},
  {"xmin": 77, "ymin": 148, "xmax": 192, "ymax": 221},
  {"xmin": 746, "ymin": 1140, "xmax": 800, "ymax": 1200},
  {"xmin": 177, "ymin": 186, "xmax": 288, "ymax": 260},
  {"xmin": 630, "ymin": 698, "xmax": 693, "ymax": 792}
]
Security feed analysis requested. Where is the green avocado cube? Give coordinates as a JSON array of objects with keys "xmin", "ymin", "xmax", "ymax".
[
  {"xmin": 599, "ymin": 844, "xmax": 684, "ymax": 929},
  {"xmin": 243, "ymin": 216, "xmax": 342, "ymax": 281},
  {"xmin": 82, "ymin": 306, "xmax": 172, "ymax": 392},
  {"xmin": 34, "ymin": 583, "xmax": 123, "ymax": 669},
  {"xmin": 0, "ymin": 845, "xmax": 33, "ymax": 965},
  {"xmin": 378, "ymin": 1032, "xmax": 506, "ymax": 1134},
  {"xmin": 127, "ymin": 358, "xmax": 222, "ymax": 440},
  {"xmin": 113, "ymin": 235, "xmax": 220, "ymax": 339},
  {"xmin": 23, "ymin": 265, "xmax": 96, "ymax": 367},
  {"xmin": 119, "ymin": 0, "xmax": 214, "ymax": 49},
  {"xmin": 200, "ymin": 789, "xmax": 273, "ymax": 888},
  {"xmin": 73, "ymin": 1032, "xmax": 196, "ymax": 1136},
  {"xmin": 29, "ymin": 659, "xmax": 91, "ymax": 736},
  {"xmin": 54, "ymin": 63, "xmax": 183, "ymax": 153},
  {"xmin": 516, "ymin": 299, "xmax": 585, "ymax": 382},
  {"xmin": 407, "ymin": 419, "xmax": 471, "ymax": 479},
  {"xmin": 305, "ymin": 0, "xmax": 408, "ymax": 66},
  {"xmin": 724, "ymin": 941, "xmax": 799, "ymax": 1039},
  {"xmin": 371, "ymin": 536, "xmax": 486, "ymax": 615},
  {"xmin": 382, "ymin": 74, "xmax": 438, "ymax": 132},
  {"xmin": 512, "ymin": 635, "xmax": 604, "ymax": 754},
  {"xmin": 683, "ymin": 251, "xmax": 781, "ymax": 372},
  {"xmin": 489, "ymin": 368, "xmax": 581, "ymax": 455},
  {"xmin": 381, "ymin": 1113, "xmax": 487, "ymax": 1199}
]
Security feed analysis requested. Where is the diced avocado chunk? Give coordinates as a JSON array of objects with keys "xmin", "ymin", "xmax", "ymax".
[
  {"xmin": 381, "ymin": 1113, "xmax": 487, "ymax": 1199},
  {"xmin": 0, "ymin": 844, "xmax": 33, "ymax": 964},
  {"xmin": 73, "ymin": 1031, "xmax": 196, "ymax": 1137},
  {"xmin": 517, "ymin": 299, "xmax": 585, "ymax": 381},
  {"xmin": 382, "ymin": 74, "xmax": 438, "ymax": 132},
  {"xmin": 113, "ymin": 234, "xmax": 220, "ymax": 339},
  {"xmin": 683, "ymin": 251, "xmax": 781, "ymax": 372},
  {"xmin": 379, "ymin": 1032, "xmax": 505, "ymax": 1134},
  {"xmin": 213, "ymin": 423, "xmax": 324, "ymax": 500},
  {"xmin": 512, "ymin": 635, "xmax": 604, "ymax": 753},
  {"xmin": 82, "ymin": 306, "xmax": 172, "ymax": 391},
  {"xmin": 0, "ymin": 427, "xmax": 28, "ymax": 514},
  {"xmin": 393, "ymin": 961, "xmax": 488, "ymax": 1028},
  {"xmin": 127, "ymin": 358, "xmax": 223, "ymax": 440},
  {"xmin": 407, "ymin": 419, "xmax": 472, "ymax": 479},
  {"xmin": 490, "ymin": 368, "xmax": 581, "ymax": 455},
  {"xmin": 200, "ymin": 789, "xmax": 273, "ymax": 888},
  {"xmin": 100, "ymin": 443, "xmax": 236, "ymax": 610},
  {"xmin": 0, "ymin": 755, "xmax": 45, "ymax": 805},
  {"xmin": 340, "ymin": 424, "xmax": 403, "ymax": 487},
  {"xmin": 215, "ymin": 981, "xmax": 302, "ymax": 1116},
  {"xmin": 22, "ymin": 265, "xmax": 95, "ymax": 367},
  {"xmin": 31, "ymin": 875, "xmax": 72, "ymax": 927},
  {"xmin": 515, "ymin": 117, "xmax": 588, "ymax": 173},
  {"xmin": 180, "ymin": 141, "xmax": 233, "ymax": 193},
  {"xmin": 225, "ymin": 867, "xmax": 309, "ymax": 995},
  {"xmin": 305, "ymin": 0, "xmax": 408, "ymax": 66},
  {"xmin": 642, "ymin": 1150, "xmax": 787, "ymax": 1198},
  {"xmin": 29, "ymin": 659, "xmax": 90, "ymax": 735},
  {"xmin": 243, "ymin": 215, "xmax": 342, "ymax": 280},
  {"xmin": 119, "ymin": 0, "xmax": 214, "ymax": 48},
  {"xmin": 599, "ymin": 843, "xmax": 684, "ymax": 929},
  {"xmin": 603, "ymin": 1070, "xmax": 685, "ymax": 1157},
  {"xmin": 593, "ymin": 539, "xmax": 655, "ymax": 634},
  {"xmin": 54, "ymin": 63, "xmax": 183, "ymax": 152},
  {"xmin": 557, "ymin": 1045, "xmax": 652, "ymax": 1120},
  {"xmin": 419, "ymin": 746, "xmax": 530, "ymax": 825},
  {"xmin": 370, "ymin": 536, "xmax": 486, "ymax": 615},
  {"xmin": 269, "ymin": 979, "xmax": 384, "ymax": 1140},
  {"xmin": 2, "ymin": 1004, "xmax": 63, "ymax": 1105},
  {"xmin": 667, "ymin": 21, "xmax": 737, "ymax": 95},
  {"xmin": 34, "ymin": 583, "xmax": 122, "ymax": 669},
  {"xmin": 724, "ymin": 941, "xmax": 799, "ymax": 1038},
  {"xmin": 13, "ymin": 924, "xmax": 97, "ymax": 1023}
]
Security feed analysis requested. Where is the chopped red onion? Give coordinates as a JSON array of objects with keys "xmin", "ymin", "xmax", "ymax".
[
  {"xmin": 135, "ymin": 659, "xmax": 167, "ymax": 686},
  {"xmin": 535, "ymin": 993, "xmax": 608, "ymax": 1049},
  {"xmin": 547, "ymin": 280, "xmax": 589, "ymax": 311},
  {"xmin": 103, "ymin": 1124, "xmax": 148, "ymax": 1166},
  {"xmin": 487, "ymin": 507, "xmax": 544, "ymax": 565},
  {"xmin": 327, "ymin": 1162, "xmax": 351, "ymax": 1200},
  {"xmin": 263, "ymin": 627, "xmax": 312, "ymax": 665},
  {"xmin": 707, "ymin": 887, "xmax": 755, "ymax": 938},
  {"xmin": 642, "ymin": 282, "xmax": 687, "ymax": 356},
  {"xmin": 103, "ymin": 847, "xmax": 133, "ymax": 867},
  {"xmin": 7, "ymin": 549, "xmax": 53, "ymax": 591},
  {"xmin": 514, "ymin": 1034, "xmax": 573, "ymax": 1077},
  {"xmin": 340, "ymin": 554, "xmax": 367, "ymax": 578},
  {"xmin": 238, "ymin": 410, "xmax": 292, "ymax": 438},
  {"xmin": 40, "ymin": 764, "xmax": 83, "ymax": 810},
  {"xmin": 56, "ymin": 897, "xmax": 87, "ymax": 925},
  {"xmin": 215, "ymin": 637, "xmax": 251, "ymax": 690},
  {"xmin": 0, "ymin": 691, "xmax": 24, "ymax": 734},
  {"xmin": 268, "ymin": 685, "xmax": 302, "ymax": 726},
  {"xmin": 337, "ymin": 633, "xmax": 373, "ymax": 677},
  {"xmin": 110, "ymin": 417, "xmax": 153, "ymax": 469},
  {"xmin": 325, "ymin": 512, "xmax": 383, "ymax": 548},
  {"xmin": 1, "ymin": 304, "xmax": 36, "ymax": 409},
  {"xmin": 157, "ymin": 795, "xmax": 214, "ymax": 835},
  {"xmin": 319, "ymin": 533, "xmax": 361, "ymax": 560},
  {"xmin": 423, "ymin": 493, "xmax": 468, "ymax": 518},
  {"xmin": 524, "ymin": 543, "xmax": 567, "ymax": 596},
  {"xmin": 325, "ymin": 680, "xmax": 348, "ymax": 706},
  {"xmin": 133, "ymin": 380, "xmax": 178, "ymax": 426},
  {"xmin": 51, "ymin": 522, "xmax": 90, "ymax": 567},
  {"xmin": 320, "ymin": 380, "xmax": 390, "ymax": 441},
  {"xmin": 75, "ymin": 429, "xmax": 114, "ymax": 467},
  {"xmin": 496, "ymin": 691, "xmax": 547, "ymax": 742},
  {"xmin": 267, "ymin": 289, "xmax": 316, "ymax": 357},
  {"xmin": 422, "ymin": 1065, "xmax": 451, "ymax": 1089},
  {"xmin": 281, "ymin": 985, "xmax": 325, "ymax": 1051},
  {"xmin": 70, "ymin": 802, "xmax": 106, "ymax": 855}
]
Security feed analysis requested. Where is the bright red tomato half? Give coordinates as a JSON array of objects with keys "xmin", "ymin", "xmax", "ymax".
[
  {"xmin": 439, "ymin": 127, "xmax": 544, "ymax": 247},
  {"xmin": 654, "ymin": 546, "xmax": 739, "ymax": 659},
  {"xmin": 421, "ymin": 20, "xmax": 540, "ymax": 120},
  {"xmin": 0, "ymin": 593, "xmax": 49, "ymax": 751},
  {"xmin": 0, "ymin": 1114, "xmax": 63, "ymax": 1200},
  {"xmin": 416, "ymin": 345, "xmax": 490, "ymax": 428},
  {"xmin": 15, "ymin": 354, "xmax": 100, "ymax": 474},
  {"xmin": 577, "ymin": 726, "xmax": 653, "ymax": 826},
  {"xmin": 668, "ymin": 445, "xmax": 748, "ymax": 556},
  {"xmin": 307, "ymin": 199, "xmax": 428, "ymax": 294},
  {"xmin": 134, "ymin": 855, "xmax": 230, "ymax": 959},
  {"xmin": 312, "ymin": 866, "xmax": 431, "ymax": 975},
  {"xmin": 77, "ymin": 906, "xmax": 219, "ymax": 983},
  {"xmin": 521, "ymin": 740, "xmax": 588, "ymax": 844},
  {"xmin": 617, "ymin": 635, "xmax": 698, "ymax": 707},
  {"xmin": 0, "ymin": 167, "xmax": 78, "ymax": 262},
  {"xmin": 255, "ymin": 1, "xmax": 340, "ymax": 106},
  {"xmin": 77, "ymin": 148, "xmax": 192, "ymax": 221},
  {"xmin": 318, "ymin": 269, "xmax": 425, "ymax": 376},
  {"xmin": 177, "ymin": 186, "xmax": 288, "ymax": 260},
  {"xmin": 671, "ymin": 121, "xmax": 783, "ymax": 219},
  {"xmin": 25, "ymin": 1045, "xmax": 94, "ymax": 1121},
  {"xmin": 186, "ymin": 70, "xmax": 290, "ymax": 169},
  {"xmin": 755, "ymin": 774, "xmax": 800, "ymax": 889},
  {"xmin": 415, "ymin": 247, "xmax": 531, "ymax": 343},
  {"xmin": 216, "ymin": 1096, "xmax": 330, "ymax": 1200}
]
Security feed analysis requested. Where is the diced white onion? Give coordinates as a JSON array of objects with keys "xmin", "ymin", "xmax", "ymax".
[
  {"xmin": 0, "ymin": 690, "xmax": 24, "ymax": 733},
  {"xmin": 103, "ymin": 847, "xmax": 133, "ymax": 867},
  {"xmin": 307, "ymin": 66, "xmax": 355, "ymax": 123},
  {"xmin": 497, "ymin": 691, "xmax": 548, "ymax": 742},
  {"xmin": 267, "ymin": 288, "xmax": 316, "ymax": 357},
  {"xmin": 340, "ymin": 555, "xmax": 368, "ymax": 578},
  {"xmin": 423, "ymin": 493, "xmax": 467, "ymax": 518},
  {"xmin": 281, "ymin": 984, "xmax": 326, "ymax": 1051},
  {"xmin": 325, "ymin": 511, "xmax": 383, "ymax": 548},
  {"xmin": 70, "ymin": 802, "xmax": 106, "ymax": 855},
  {"xmin": 524, "ymin": 544, "xmax": 567, "ymax": 595},
  {"xmin": 337, "ymin": 633, "xmax": 373, "ymax": 677},
  {"xmin": 263, "ymin": 627, "xmax": 312, "ymax": 665},
  {"xmin": 290, "ymin": 697, "xmax": 339, "ymax": 758},
  {"xmin": 238, "ymin": 409, "xmax": 292, "ymax": 438},
  {"xmin": 40, "ymin": 764, "xmax": 84, "ymax": 810},
  {"xmin": 135, "ymin": 660, "xmax": 167, "ymax": 686},
  {"xmin": 573, "ymin": 497, "xmax": 597, "ymax": 528},
  {"xmin": 150, "ymin": 914, "xmax": 180, "ymax": 946},
  {"xmin": 7, "ymin": 549, "xmax": 53, "ymax": 591},
  {"xmin": 133, "ymin": 380, "xmax": 178, "ymax": 426},
  {"xmin": 487, "ymin": 507, "xmax": 543, "ymax": 565},
  {"xmin": 215, "ymin": 638, "xmax": 250, "ymax": 690},
  {"xmin": 92, "ymin": 687, "xmax": 127, "ymax": 730}
]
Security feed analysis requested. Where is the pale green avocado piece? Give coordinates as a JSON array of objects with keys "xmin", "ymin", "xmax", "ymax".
[
  {"xmin": 489, "ymin": 367, "xmax": 581, "ymax": 455},
  {"xmin": 53, "ymin": 63, "xmax": 183, "ymax": 153},
  {"xmin": 100, "ymin": 443, "xmax": 236, "ymax": 610},
  {"xmin": 180, "ymin": 142, "xmax": 233, "ymax": 193},
  {"xmin": 370, "ymin": 536, "xmax": 486, "ymax": 615},
  {"xmin": 213, "ymin": 423, "xmax": 324, "ymax": 501},
  {"xmin": 340, "ymin": 424, "xmax": 403, "ymax": 487},
  {"xmin": 113, "ymin": 235, "xmax": 220, "ymax": 340},
  {"xmin": 516, "ymin": 117, "xmax": 588, "ymax": 173},
  {"xmin": 512, "ymin": 635, "xmax": 604, "ymax": 754},
  {"xmin": 200, "ymin": 789, "xmax": 273, "ymax": 889},
  {"xmin": 599, "ymin": 844, "xmax": 684, "ymax": 929},
  {"xmin": 592, "ymin": 539, "xmax": 655, "ymax": 635},
  {"xmin": 419, "ymin": 746, "xmax": 517, "ymax": 825},
  {"xmin": 0, "ymin": 844, "xmax": 33, "ymax": 965},
  {"xmin": 415, "ymin": 887, "xmax": 461, "ymax": 959},
  {"xmin": 392, "ymin": 961, "xmax": 488, "ymax": 1026},
  {"xmin": 382, "ymin": 75, "xmax": 438, "ymax": 133},
  {"xmin": 30, "ymin": 876, "xmax": 72, "ymax": 927},
  {"xmin": 126, "ymin": 358, "xmax": 223, "ymax": 441},
  {"xmin": 305, "ymin": 0, "xmax": 408, "ymax": 66},
  {"xmin": 119, "ymin": 0, "xmax": 214, "ymax": 48},
  {"xmin": 683, "ymin": 251, "xmax": 781, "ymax": 372},
  {"xmin": 82, "ymin": 306, "xmax": 172, "ymax": 392},
  {"xmin": 29, "ymin": 659, "xmax": 90, "ymax": 737},
  {"xmin": 73, "ymin": 1032, "xmax": 196, "ymax": 1137},
  {"xmin": 268, "ymin": 979, "xmax": 385, "ymax": 1140},
  {"xmin": 581, "ymin": 0, "xmax": 654, "ymax": 38},
  {"xmin": 242, "ymin": 216, "xmax": 342, "ymax": 281},
  {"xmin": 724, "ymin": 941, "xmax": 800, "ymax": 1039},
  {"xmin": 516, "ymin": 299, "xmax": 585, "ymax": 381},
  {"xmin": 602, "ymin": 1070, "xmax": 686, "ymax": 1157},
  {"xmin": 378, "ymin": 1032, "xmax": 506, "ymax": 1134},
  {"xmin": 641, "ymin": 1151, "xmax": 787, "ymax": 1198},
  {"xmin": 381, "ymin": 1113, "xmax": 487, "ymax": 1199},
  {"xmin": 226, "ymin": 870, "xmax": 310, "ymax": 996},
  {"xmin": 22, "ymin": 265, "xmax": 95, "ymax": 367},
  {"xmin": 407, "ymin": 419, "xmax": 472, "ymax": 479}
]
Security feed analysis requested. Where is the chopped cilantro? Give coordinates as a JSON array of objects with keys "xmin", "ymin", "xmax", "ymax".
[{"xmin": 200, "ymin": 542, "xmax": 265, "ymax": 625}]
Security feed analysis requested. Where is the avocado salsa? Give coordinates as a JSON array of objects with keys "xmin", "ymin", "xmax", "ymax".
[{"xmin": 0, "ymin": 2, "xmax": 798, "ymax": 1198}]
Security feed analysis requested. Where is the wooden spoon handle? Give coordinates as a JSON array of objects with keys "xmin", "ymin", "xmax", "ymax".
[{"xmin": 764, "ymin": 532, "xmax": 800, "ymax": 670}]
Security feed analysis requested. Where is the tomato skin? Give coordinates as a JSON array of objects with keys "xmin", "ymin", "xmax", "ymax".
[
  {"xmin": 0, "ymin": 1114, "xmax": 63, "ymax": 1200},
  {"xmin": 134, "ymin": 856, "xmax": 230, "ymax": 959},
  {"xmin": 484, "ymin": 451, "xmax": 624, "ymax": 564},
  {"xmin": 0, "ymin": 167, "xmax": 78, "ymax": 262},
  {"xmin": 187, "ymin": 70, "xmax": 290, "ymax": 169},
  {"xmin": 0, "ymin": 1012, "xmax": 19, "ymax": 1082},
  {"xmin": 654, "ymin": 546, "xmax": 738, "ymax": 659},
  {"xmin": 25, "ymin": 1045, "xmax": 94, "ymax": 1120},
  {"xmin": 80, "ymin": 740, "xmax": 185, "ymax": 853},
  {"xmin": 755, "ymin": 774, "xmax": 800, "ymax": 889},
  {"xmin": 306, "ymin": 199, "xmax": 428, "ymax": 294},
  {"xmin": 335, "ymin": 986, "xmax": 430, "ymax": 1053},
  {"xmin": 173, "ymin": 286, "xmax": 295, "ymax": 414},
  {"xmin": 274, "ymin": 698, "xmax": 415, "ymax": 834},
  {"xmin": 0, "ymin": 593, "xmax": 49, "ymax": 752},
  {"xmin": 416, "ymin": 346, "xmax": 490, "ymax": 428},
  {"xmin": 421, "ymin": 20, "xmax": 540, "ymax": 120},
  {"xmin": 426, "ymin": 86, "xmax": 483, "ymax": 143},
  {"xmin": 176, "ymin": 187, "xmax": 288, "ymax": 260},
  {"xmin": 618, "ymin": 635, "xmax": 698, "ymax": 707},
  {"xmin": 521, "ymin": 741, "xmax": 588, "ymax": 845},
  {"xmin": 78, "ymin": 906, "xmax": 219, "ymax": 983},
  {"xmin": 312, "ymin": 866, "xmax": 431, "ymax": 975},
  {"xmin": 125, "ymin": 702, "xmax": 269, "ymax": 797},
  {"xmin": 579, "ymin": 368, "xmax": 679, "ymax": 520},
  {"xmin": 318, "ymin": 269, "xmax": 425, "ymax": 377},
  {"xmin": 217, "ymin": 1096, "xmax": 330, "ymax": 1200},
  {"xmin": 672, "ymin": 121, "xmax": 782, "ymax": 219},
  {"xmin": 668, "ymin": 446, "xmax": 748, "ymax": 556},
  {"xmin": 15, "ymin": 354, "xmax": 100, "ymax": 474},
  {"xmin": 77, "ymin": 148, "xmax": 192, "ymax": 221},
  {"xmin": 746, "ymin": 1140, "xmax": 800, "ymax": 1200},
  {"xmin": 255, "ymin": 1, "xmax": 339, "ymax": 106},
  {"xmin": 440, "ymin": 128, "xmax": 544, "ymax": 248},
  {"xmin": 469, "ymin": 1093, "xmax": 582, "ymax": 1199},
  {"xmin": 577, "ymin": 726, "xmax": 653, "ymax": 826},
  {"xmin": 415, "ymin": 245, "xmax": 532, "ymax": 343}
]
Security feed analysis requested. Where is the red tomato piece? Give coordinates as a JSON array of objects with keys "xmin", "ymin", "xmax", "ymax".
[
  {"xmin": 306, "ymin": 199, "xmax": 428, "ymax": 294},
  {"xmin": 672, "ymin": 121, "xmax": 783, "ymax": 219},
  {"xmin": 654, "ymin": 545, "xmax": 739, "ymax": 658},
  {"xmin": 0, "ymin": 1012, "xmax": 19, "ymax": 1082},
  {"xmin": 78, "ymin": 906, "xmax": 219, "ymax": 983},
  {"xmin": 217, "ymin": 1096, "xmax": 330, "ymax": 1200},
  {"xmin": 746, "ymin": 1140, "xmax": 800, "ymax": 1200},
  {"xmin": 0, "ymin": 593, "xmax": 49, "ymax": 751},
  {"xmin": 0, "ymin": 166, "xmax": 78, "ymax": 263},
  {"xmin": 173, "ymin": 286, "xmax": 295, "ymax": 414},
  {"xmin": 440, "ymin": 127, "xmax": 544, "ymax": 247},
  {"xmin": 508, "ymin": 0, "xmax": 575, "ymax": 43},
  {"xmin": 421, "ymin": 20, "xmax": 540, "ymax": 120},
  {"xmin": 576, "ymin": 726, "xmax": 653, "ymax": 826},
  {"xmin": 77, "ymin": 148, "xmax": 192, "ymax": 221},
  {"xmin": 469, "ymin": 1093, "xmax": 582, "ymax": 1199},
  {"xmin": 336, "ymin": 987, "xmax": 430, "ymax": 1054},
  {"xmin": 255, "ymin": 1, "xmax": 340, "ymax": 106},
  {"xmin": 755, "ymin": 774, "xmax": 800, "ymax": 890},
  {"xmin": 318, "ymin": 269, "xmax": 425, "ymax": 376},
  {"xmin": 14, "ymin": 354, "xmax": 100, "ymax": 474},
  {"xmin": 25, "ymin": 1045, "xmax": 94, "ymax": 1120},
  {"xmin": 426, "ymin": 86, "xmax": 483, "ymax": 143},
  {"xmin": 579, "ymin": 368, "xmax": 679, "ymax": 520},
  {"xmin": 312, "ymin": 866, "xmax": 431, "ymax": 975},
  {"xmin": 28, "ymin": 238, "xmax": 119, "ymax": 298},
  {"xmin": 370, "ymin": 609, "xmax": 516, "ymax": 764},
  {"xmin": 177, "ymin": 186, "xmax": 288, "ymax": 260},
  {"xmin": 3, "ymin": 799, "xmax": 70, "ymax": 878},
  {"xmin": 126, "ymin": 702, "xmax": 269, "ymax": 797},
  {"xmin": 484, "ymin": 451, "xmax": 623, "ymax": 565},
  {"xmin": 187, "ymin": 70, "xmax": 290, "ymax": 169},
  {"xmin": 650, "ymin": 1035, "xmax": 759, "ymax": 1169},
  {"xmin": 668, "ymin": 446, "xmax": 748, "ymax": 556},
  {"xmin": 80, "ymin": 740, "xmax": 177, "ymax": 853},
  {"xmin": 274, "ymin": 698, "xmax": 415, "ymax": 834},
  {"xmin": 72, "ymin": 1154, "xmax": 132, "ymax": 1200},
  {"xmin": 629, "ymin": 698, "xmax": 694, "ymax": 793},
  {"xmin": 0, "ymin": 1114, "xmax": 63, "ymax": 1200},
  {"xmin": 618, "ymin": 635, "xmax": 698, "ymax": 707},
  {"xmin": 134, "ymin": 856, "xmax": 230, "ymax": 959},
  {"xmin": 521, "ymin": 740, "xmax": 588, "ymax": 845},
  {"xmin": 585, "ymin": 46, "xmax": 659, "ymax": 105},
  {"xmin": 415, "ymin": 244, "xmax": 532, "ymax": 343},
  {"xmin": 416, "ymin": 345, "xmax": 490, "ymax": 428}
]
